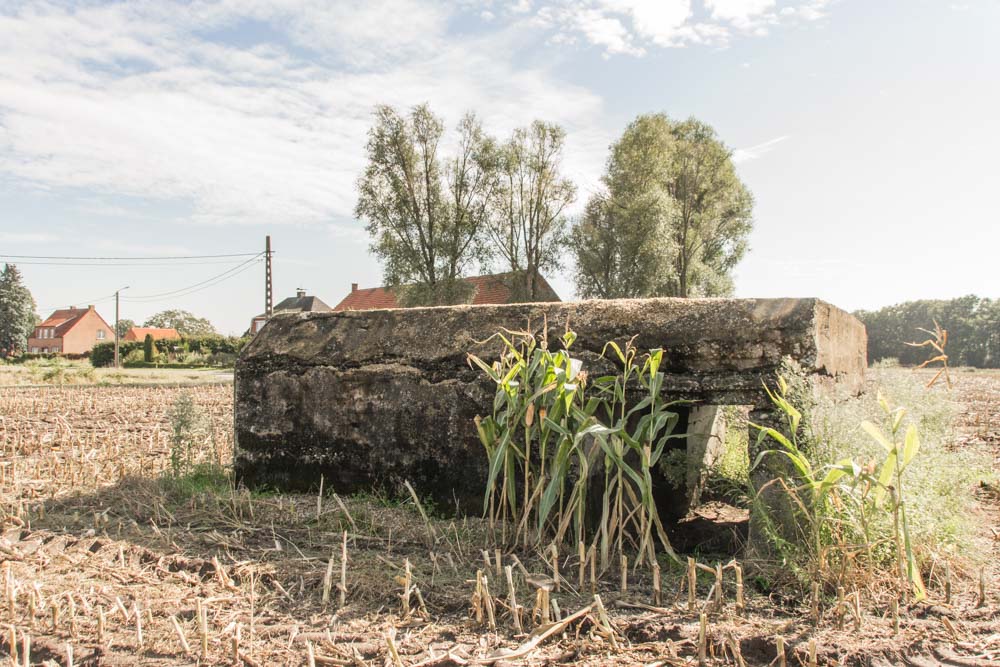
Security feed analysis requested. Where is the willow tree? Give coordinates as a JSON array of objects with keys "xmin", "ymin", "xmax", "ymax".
[
  {"xmin": 572, "ymin": 114, "xmax": 677, "ymax": 299},
  {"xmin": 355, "ymin": 104, "xmax": 498, "ymax": 306},
  {"xmin": 571, "ymin": 114, "xmax": 753, "ymax": 299},
  {"xmin": 487, "ymin": 121, "xmax": 576, "ymax": 302}
]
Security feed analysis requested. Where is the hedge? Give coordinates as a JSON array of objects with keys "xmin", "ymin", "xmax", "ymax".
[{"xmin": 91, "ymin": 335, "xmax": 249, "ymax": 367}]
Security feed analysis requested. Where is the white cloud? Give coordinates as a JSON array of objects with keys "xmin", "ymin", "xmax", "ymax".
[
  {"xmin": 572, "ymin": 9, "xmax": 645, "ymax": 56},
  {"xmin": 0, "ymin": 0, "xmax": 833, "ymax": 232},
  {"xmin": 0, "ymin": 1, "xmax": 608, "ymax": 227},
  {"xmin": 704, "ymin": 0, "xmax": 775, "ymax": 24},
  {"xmin": 532, "ymin": 0, "xmax": 829, "ymax": 55},
  {"xmin": 732, "ymin": 135, "xmax": 789, "ymax": 163}
]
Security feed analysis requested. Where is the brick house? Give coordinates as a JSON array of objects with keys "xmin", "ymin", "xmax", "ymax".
[
  {"xmin": 123, "ymin": 327, "xmax": 181, "ymax": 342},
  {"xmin": 28, "ymin": 306, "xmax": 114, "ymax": 355},
  {"xmin": 248, "ymin": 289, "xmax": 332, "ymax": 335},
  {"xmin": 332, "ymin": 272, "xmax": 561, "ymax": 311}
]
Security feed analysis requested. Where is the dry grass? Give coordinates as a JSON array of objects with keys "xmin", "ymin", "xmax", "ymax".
[
  {"xmin": 0, "ymin": 361, "xmax": 232, "ymax": 387},
  {"xmin": 0, "ymin": 376, "xmax": 996, "ymax": 665}
]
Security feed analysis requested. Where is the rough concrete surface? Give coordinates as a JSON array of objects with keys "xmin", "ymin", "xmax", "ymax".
[{"xmin": 234, "ymin": 297, "xmax": 866, "ymax": 514}]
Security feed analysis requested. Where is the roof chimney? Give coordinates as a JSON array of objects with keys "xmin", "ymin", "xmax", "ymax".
[
  {"xmin": 296, "ymin": 288, "xmax": 306, "ymax": 298},
  {"xmin": 351, "ymin": 282, "xmax": 358, "ymax": 292},
  {"xmin": 69, "ymin": 305, "xmax": 76, "ymax": 310},
  {"xmin": 87, "ymin": 305, "xmax": 94, "ymax": 310}
]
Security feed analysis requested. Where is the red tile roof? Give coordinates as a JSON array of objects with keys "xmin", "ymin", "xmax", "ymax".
[
  {"xmin": 333, "ymin": 273, "xmax": 560, "ymax": 311},
  {"xmin": 124, "ymin": 327, "xmax": 181, "ymax": 342},
  {"xmin": 38, "ymin": 307, "xmax": 93, "ymax": 337}
]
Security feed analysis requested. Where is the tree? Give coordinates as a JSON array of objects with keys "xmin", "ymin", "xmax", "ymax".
[
  {"xmin": 486, "ymin": 121, "xmax": 576, "ymax": 301},
  {"xmin": 571, "ymin": 114, "xmax": 753, "ymax": 299},
  {"xmin": 144, "ymin": 310, "xmax": 216, "ymax": 336},
  {"xmin": 116, "ymin": 318, "xmax": 136, "ymax": 339},
  {"xmin": 571, "ymin": 115, "xmax": 677, "ymax": 299},
  {"xmin": 143, "ymin": 333, "xmax": 154, "ymax": 363},
  {"xmin": 356, "ymin": 104, "xmax": 498, "ymax": 306},
  {"xmin": 662, "ymin": 118, "xmax": 753, "ymax": 297},
  {"xmin": 856, "ymin": 295, "xmax": 1000, "ymax": 368},
  {"xmin": 0, "ymin": 264, "xmax": 37, "ymax": 358}
]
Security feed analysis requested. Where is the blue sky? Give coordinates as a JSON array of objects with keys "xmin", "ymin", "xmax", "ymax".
[{"xmin": 1, "ymin": 0, "xmax": 997, "ymax": 334}]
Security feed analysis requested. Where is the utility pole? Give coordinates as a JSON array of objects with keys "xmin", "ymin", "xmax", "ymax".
[
  {"xmin": 114, "ymin": 285, "xmax": 129, "ymax": 368},
  {"xmin": 265, "ymin": 235, "xmax": 273, "ymax": 319}
]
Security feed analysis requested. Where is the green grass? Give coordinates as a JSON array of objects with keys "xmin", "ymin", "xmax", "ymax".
[
  {"xmin": 805, "ymin": 363, "xmax": 993, "ymax": 568},
  {"xmin": 160, "ymin": 464, "xmax": 232, "ymax": 498}
]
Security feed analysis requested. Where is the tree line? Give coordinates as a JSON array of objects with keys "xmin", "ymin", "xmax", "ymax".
[
  {"xmin": 856, "ymin": 295, "xmax": 1000, "ymax": 368},
  {"xmin": 355, "ymin": 105, "xmax": 754, "ymax": 305}
]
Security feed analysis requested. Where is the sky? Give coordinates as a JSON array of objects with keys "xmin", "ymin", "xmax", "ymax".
[{"xmin": 1, "ymin": 0, "xmax": 997, "ymax": 335}]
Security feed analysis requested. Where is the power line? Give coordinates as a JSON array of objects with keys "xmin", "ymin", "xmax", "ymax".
[
  {"xmin": 123, "ymin": 254, "xmax": 264, "ymax": 303},
  {"xmin": 8, "ymin": 259, "xmax": 265, "ymax": 267},
  {"xmin": 124, "ymin": 259, "xmax": 263, "ymax": 305},
  {"xmin": 0, "ymin": 252, "xmax": 262, "ymax": 261}
]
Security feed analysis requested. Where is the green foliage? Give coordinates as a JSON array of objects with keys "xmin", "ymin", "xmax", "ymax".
[
  {"xmin": 115, "ymin": 318, "xmax": 136, "ymax": 339},
  {"xmin": 571, "ymin": 115, "xmax": 753, "ymax": 299},
  {"xmin": 91, "ymin": 335, "xmax": 246, "ymax": 367},
  {"xmin": 356, "ymin": 105, "xmax": 574, "ymax": 304},
  {"xmin": 484, "ymin": 122, "xmax": 576, "ymax": 302},
  {"xmin": 161, "ymin": 464, "xmax": 231, "ymax": 499},
  {"xmin": 470, "ymin": 330, "xmax": 684, "ymax": 567},
  {"xmin": 143, "ymin": 309, "xmax": 216, "ymax": 336},
  {"xmin": 0, "ymin": 264, "xmax": 37, "ymax": 358},
  {"xmin": 809, "ymin": 364, "xmax": 989, "ymax": 569},
  {"xmin": 355, "ymin": 104, "xmax": 497, "ymax": 306},
  {"xmin": 143, "ymin": 333, "xmax": 154, "ymax": 363},
  {"xmin": 856, "ymin": 295, "xmax": 1000, "ymax": 368},
  {"xmin": 859, "ymin": 396, "xmax": 926, "ymax": 600},
  {"xmin": 751, "ymin": 368, "xmax": 988, "ymax": 598},
  {"xmin": 703, "ymin": 406, "xmax": 751, "ymax": 505},
  {"xmin": 167, "ymin": 392, "xmax": 207, "ymax": 477}
]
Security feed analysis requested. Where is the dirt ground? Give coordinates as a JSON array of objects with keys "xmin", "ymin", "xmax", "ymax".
[{"xmin": 0, "ymin": 370, "xmax": 997, "ymax": 666}]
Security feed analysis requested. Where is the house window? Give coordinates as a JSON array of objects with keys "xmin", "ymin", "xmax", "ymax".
[
  {"xmin": 52, "ymin": 347, "xmax": 60, "ymax": 353},
  {"xmin": 31, "ymin": 347, "xmax": 38, "ymax": 353},
  {"xmin": 97, "ymin": 330, "xmax": 106, "ymax": 340}
]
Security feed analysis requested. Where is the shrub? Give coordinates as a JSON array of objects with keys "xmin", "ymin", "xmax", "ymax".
[
  {"xmin": 167, "ymin": 392, "xmax": 208, "ymax": 477},
  {"xmin": 91, "ymin": 335, "xmax": 248, "ymax": 367},
  {"xmin": 750, "ymin": 362, "xmax": 991, "ymax": 598},
  {"xmin": 143, "ymin": 333, "xmax": 154, "ymax": 363}
]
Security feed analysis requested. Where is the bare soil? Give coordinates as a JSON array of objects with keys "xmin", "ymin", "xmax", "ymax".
[{"xmin": 0, "ymin": 371, "xmax": 997, "ymax": 666}]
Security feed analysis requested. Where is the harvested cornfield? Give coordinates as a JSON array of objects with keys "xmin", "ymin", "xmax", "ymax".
[{"xmin": 0, "ymin": 377, "xmax": 997, "ymax": 666}]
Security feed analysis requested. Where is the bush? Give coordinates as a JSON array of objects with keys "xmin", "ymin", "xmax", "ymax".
[
  {"xmin": 91, "ymin": 335, "xmax": 248, "ymax": 367},
  {"xmin": 751, "ymin": 361, "xmax": 991, "ymax": 596}
]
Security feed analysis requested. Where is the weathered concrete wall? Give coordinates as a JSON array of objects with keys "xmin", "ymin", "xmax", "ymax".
[{"xmin": 234, "ymin": 297, "xmax": 866, "ymax": 512}]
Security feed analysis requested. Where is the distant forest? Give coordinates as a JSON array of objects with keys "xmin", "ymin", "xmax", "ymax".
[{"xmin": 855, "ymin": 295, "xmax": 1000, "ymax": 368}]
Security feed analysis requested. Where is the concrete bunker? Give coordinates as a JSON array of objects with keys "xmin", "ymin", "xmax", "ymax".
[{"xmin": 234, "ymin": 297, "xmax": 867, "ymax": 549}]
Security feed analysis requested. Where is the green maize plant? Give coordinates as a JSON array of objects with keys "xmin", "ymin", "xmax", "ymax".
[
  {"xmin": 751, "ymin": 377, "xmax": 863, "ymax": 585},
  {"xmin": 752, "ymin": 377, "xmax": 928, "ymax": 599},
  {"xmin": 470, "ymin": 329, "xmax": 683, "ymax": 567},
  {"xmin": 861, "ymin": 393, "xmax": 927, "ymax": 601}
]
